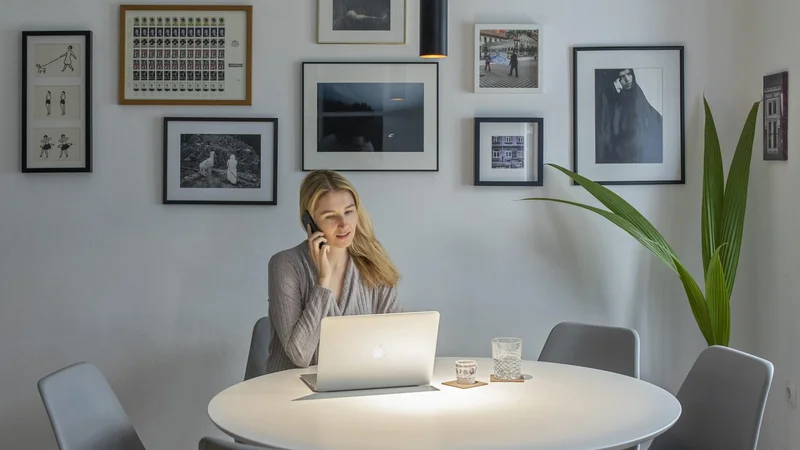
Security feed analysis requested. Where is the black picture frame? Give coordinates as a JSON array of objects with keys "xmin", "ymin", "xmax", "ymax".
[
  {"xmin": 162, "ymin": 117, "xmax": 279, "ymax": 205},
  {"xmin": 21, "ymin": 30, "xmax": 92, "ymax": 173},
  {"xmin": 301, "ymin": 61, "xmax": 439, "ymax": 172},
  {"xmin": 763, "ymin": 70, "xmax": 788, "ymax": 161},
  {"xmin": 572, "ymin": 45, "xmax": 685, "ymax": 185},
  {"xmin": 474, "ymin": 117, "xmax": 544, "ymax": 186}
]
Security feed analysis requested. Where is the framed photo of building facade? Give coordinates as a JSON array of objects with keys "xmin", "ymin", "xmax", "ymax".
[
  {"xmin": 763, "ymin": 70, "xmax": 788, "ymax": 161},
  {"xmin": 118, "ymin": 4, "xmax": 252, "ymax": 105},
  {"xmin": 162, "ymin": 117, "xmax": 278, "ymax": 205},
  {"xmin": 302, "ymin": 61, "xmax": 439, "ymax": 171},
  {"xmin": 475, "ymin": 24, "xmax": 542, "ymax": 94},
  {"xmin": 317, "ymin": 0, "xmax": 406, "ymax": 44},
  {"xmin": 573, "ymin": 46, "xmax": 685, "ymax": 185},
  {"xmin": 22, "ymin": 30, "xmax": 92, "ymax": 173},
  {"xmin": 474, "ymin": 117, "xmax": 543, "ymax": 186}
]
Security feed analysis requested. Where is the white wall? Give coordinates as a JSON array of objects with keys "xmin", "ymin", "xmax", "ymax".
[
  {"xmin": 749, "ymin": 0, "xmax": 800, "ymax": 448},
  {"xmin": 0, "ymin": 0, "xmax": 754, "ymax": 449}
]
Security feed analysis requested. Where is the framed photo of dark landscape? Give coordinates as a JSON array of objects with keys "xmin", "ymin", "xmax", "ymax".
[
  {"xmin": 474, "ymin": 117, "xmax": 543, "ymax": 186},
  {"xmin": 573, "ymin": 46, "xmax": 685, "ymax": 185},
  {"xmin": 162, "ymin": 117, "xmax": 278, "ymax": 205},
  {"xmin": 317, "ymin": 0, "xmax": 406, "ymax": 44},
  {"xmin": 302, "ymin": 61, "xmax": 438, "ymax": 171}
]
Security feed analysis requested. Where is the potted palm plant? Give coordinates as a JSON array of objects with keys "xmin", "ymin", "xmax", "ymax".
[{"xmin": 523, "ymin": 97, "xmax": 760, "ymax": 346}]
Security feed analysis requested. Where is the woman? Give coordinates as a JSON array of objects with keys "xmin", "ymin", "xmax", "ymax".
[{"xmin": 265, "ymin": 170, "xmax": 402, "ymax": 373}]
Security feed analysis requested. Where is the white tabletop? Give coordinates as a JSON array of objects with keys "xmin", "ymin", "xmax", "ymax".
[{"xmin": 208, "ymin": 357, "xmax": 681, "ymax": 450}]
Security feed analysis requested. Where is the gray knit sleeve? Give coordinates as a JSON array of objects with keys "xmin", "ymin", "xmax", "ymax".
[
  {"xmin": 373, "ymin": 284, "xmax": 402, "ymax": 314},
  {"xmin": 267, "ymin": 251, "xmax": 334, "ymax": 368}
]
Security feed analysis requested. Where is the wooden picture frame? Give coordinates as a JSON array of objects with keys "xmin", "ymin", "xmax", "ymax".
[
  {"xmin": 302, "ymin": 61, "xmax": 439, "ymax": 172},
  {"xmin": 118, "ymin": 4, "xmax": 252, "ymax": 105},
  {"xmin": 163, "ymin": 117, "xmax": 278, "ymax": 205},
  {"xmin": 572, "ymin": 45, "xmax": 685, "ymax": 185},
  {"xmin": 22, "ymin": 30, "xmax": 92, "ymax": 173},
  {"xmin": 474, "ymin": 117, "xmax": 543, "ymax": 186}
]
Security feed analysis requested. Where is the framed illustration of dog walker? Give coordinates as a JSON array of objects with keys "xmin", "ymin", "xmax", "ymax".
[
  {"xmin": 118, "ymin": 4, "xmax": 252, "ymax": 105},
  {"xmin": 21, "ymin": 30, "xmax": 92, "ymax": 173}
]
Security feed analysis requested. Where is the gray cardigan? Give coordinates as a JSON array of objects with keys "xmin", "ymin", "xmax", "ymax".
[{"xmin": 265, "ymin": 241, "xmax": 402, "ymax": 374}]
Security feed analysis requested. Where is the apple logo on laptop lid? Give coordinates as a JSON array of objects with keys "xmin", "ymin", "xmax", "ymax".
[{"xmin": 372, "ymin": 344, "xmax": 386, "ymax": 360}]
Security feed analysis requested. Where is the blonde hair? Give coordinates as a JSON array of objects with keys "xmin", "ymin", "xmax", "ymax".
[{"xmin": 299, "ymin": 170, "xmax": 400, "ymax": 288}]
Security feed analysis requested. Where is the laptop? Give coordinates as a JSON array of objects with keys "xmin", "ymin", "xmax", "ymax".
[{"xmin": 300, "ymin": 311, "xmax": 440, "ymax": 392}]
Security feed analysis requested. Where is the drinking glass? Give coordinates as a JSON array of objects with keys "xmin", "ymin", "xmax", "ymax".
[{"xmin": 491, "ymin": 337, "xmax": 523, "ymax": 380}]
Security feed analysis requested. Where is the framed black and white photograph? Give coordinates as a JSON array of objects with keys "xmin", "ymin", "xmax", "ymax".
[
  {"xmin": 573, "ymin": 46, "xmax": 685, "ymax": 185},
  {"xmin": 763, "ymin": 70, "xmax": 788, "ymax": 161},
  {"xmin": 302, "ymin": 62, "xmax": 438, "ymax": 171},
  {"xmin": 118, "ymin": 5, "xmax": 252, "ymax": 105},
  {"xmin": 163, "ymin": 117, "xmax": 277, "ymax": 205},
  {"xmin": 317, "ymin": 0, "xmax": 405, "ymax": 44},
  {"xmin": 22, "ymin": 31, "xmax": 92, "ymax": 173},
  {"xmin": 474, "ymin": 117, "xmax": 543, "ymax": 186},
  {"xmin": 475, "ymin": 24, "xmax": 541, "ymax": 94}
]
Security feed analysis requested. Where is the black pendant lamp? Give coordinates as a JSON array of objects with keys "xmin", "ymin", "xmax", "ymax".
[{"xmin": 419, "ymin": 0, "xmax": 448, "ymax": 58}]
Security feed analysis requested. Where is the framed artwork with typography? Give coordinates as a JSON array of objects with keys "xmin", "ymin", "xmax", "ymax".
[
  {"xmin": 118, "ymin": 4, "xmax": 252, "ymax": 105},
  {"xmin": 763, "ymin": 71, "xmax": 788, "ymax": 161},
  {"xmin": 474, "ymin": 24, "xmax": 542, "ymax": 94},
  {"xmin": 22, "ymin": 30, "xmax": 92, "ymax": 173},
  {"xmin": 573, "ymin": 46, "xmax": 685, "ymax": 185},
  {"xmin": 317, "ymin": 0, "xmax": 406, "ymax": 44},
  {"xmin": 162, "ymin": 117, "xmax": 278, "ymax": 205},
  {"xmin": 474, "ymin": 117, "xmax": 543, "ymax": 186},
  {"xmin": 302, "ymin": 61, "xmax": 439, "ymax": 171}
]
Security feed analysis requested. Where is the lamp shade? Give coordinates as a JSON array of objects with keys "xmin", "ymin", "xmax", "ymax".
[{"xmin": 419, "ymin": 0, "xmax": 447, "ymax": 58}]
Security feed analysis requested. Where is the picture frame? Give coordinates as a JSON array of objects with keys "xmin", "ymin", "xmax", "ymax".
[
  {"xmin": 763, "ymin": 70, "xmax": 788, "ymax": 161},
  {"xmin": 474, "ymin": 117, "xmax": 543, "ymax": 186},
  {"xmin": 573, "ymin": 46, "xmax": 685, "ymax": 185},
  {"xmin": 474, "ymin": 24, "xmax": 542, "ymax": 94},
  {"xmin": 22, "ymin": 30, "xmax": 92, "ymax": 173},
  {"xmin": 162, "ymin": 117, "xmax": 278, "ymax": 205},
  {"xmin": 317, "ymin": 0, "xmax": 406, "ymax": 44},
  {"xmin": 118, "ymin": 4, "xmax": 253, "ymax": 106},
  {"xmin": 302, "ymin": 61, "xmax": 439, "ymax": 172}
]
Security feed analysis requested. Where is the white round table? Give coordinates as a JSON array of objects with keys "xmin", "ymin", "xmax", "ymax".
[{"xmin": 208, "ymin": 357, "xmax": 681, "ymax": 450}]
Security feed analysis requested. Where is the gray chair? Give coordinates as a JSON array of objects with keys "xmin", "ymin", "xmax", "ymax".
[
  {"xmin": 244, "ymin": 316, "xmax": 271, "ymax": 381},
  {"xmin": 37, "ymin": 362, "xmax": 147, "ymax": 450},
  {"xmin": 537, "ymin": 321, "xmax": 640, "ymax": 378},
  {"xmin": 649, "ymin": 345, "xmax": 774, "ymax": 450},
  {"xmin": 199, "ymin": 436, "xmax": 270, "ymax": 449}
]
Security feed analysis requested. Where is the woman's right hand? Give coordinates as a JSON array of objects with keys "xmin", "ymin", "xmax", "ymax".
[{"xmin": 307, "ymin": 225, "xmax": 332, "ymax": 288}]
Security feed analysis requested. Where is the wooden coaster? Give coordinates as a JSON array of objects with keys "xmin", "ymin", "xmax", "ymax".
[
  {"xmin": 442, "ymin": 380, "xmax": 488, "ymax": 389},
  {"xmin": 490, "ymin": 374, "xmax": 524, "ymax": 382}
]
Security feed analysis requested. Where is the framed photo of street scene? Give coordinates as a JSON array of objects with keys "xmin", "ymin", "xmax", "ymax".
[
  {"xmin": 302, "ymin": 61, "xmax": 439, "ymax": 172},
  {"xmin": 763, "ymin": 70, "xmax": 788, "ymax": 161},
  {"xmin": 118, "ymin": 4, "xmax": 252, "ymax": 105},
  {"xmin": 474, "ymin": 24, "xmax": 541, "ymax": 94},
  {"xmin": 573, "ymin": 46, "xmax": 685, "ymax": 185},
  {"xmin": 21, "ymin": 30, "xmax": 92, "ymax": 173},
  {"xmin": 317, "ymin": 0, "xmax": 406, "ymax": 44},
  {"xmin": 474, "ymin": 117, "xmax": 543, "ymax": 186},
  {"xmin": 162, "ymin": 117, "xmax": 278, "ymax": 205}
]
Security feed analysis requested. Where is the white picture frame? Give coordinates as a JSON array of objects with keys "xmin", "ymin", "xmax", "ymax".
[
  {"xmin": 302, "ymin": 62, "xmax": 439, "ymax": 172},
  {"xmin": 317, "ymin": 0, "xmax": 406, "ymax": 44},
  {"xmin": 22, "ymin": 31, "xmax": 92, "ymax": 173},
  {"xmin": 474, "ymin": 24, "xmax": 542, "ymax": 94}
]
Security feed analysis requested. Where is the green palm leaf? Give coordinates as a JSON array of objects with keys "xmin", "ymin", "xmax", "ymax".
[
  {"xmin": 520, "ymin": 197, "xmax": 677, "ymax": 273},
  {"xmin": 672, "ymin": 257, "xmax": 715, "ymax": 346},
  {"xmin": 705, "ymin": 245, "xmax": 730, "ymax": 346},
  {"xmin": 701, "ymin": 97, "xmax": 724, "ymax": 273},
  {"xmin": 717, "ymin": 101, "xmax": 760, "ymax": 297}
]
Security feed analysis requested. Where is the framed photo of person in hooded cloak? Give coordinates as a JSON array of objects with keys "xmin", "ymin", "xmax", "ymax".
[{"xmin": 572, "ymin": 46, "xmax": 685, "ymax": 185}]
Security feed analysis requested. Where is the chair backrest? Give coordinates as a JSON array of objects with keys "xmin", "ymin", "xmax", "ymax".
[
  {"xmin": 243, "ymin": 316, "xmax": 271, "ymax": 381},
  {"xmin": 37, "ymin": 362, "xmax": 146, "ymax": 450},
  {"xmin": 199, "ymin": 436, "xmax": 271, "ymax": 449},
  {"xmin": 649, "ymin": 345, "xmax": 774, "ymax": 450},
  {"xmin": 537, "ymin": 321, "xmax": 640, "ymax": 378}
]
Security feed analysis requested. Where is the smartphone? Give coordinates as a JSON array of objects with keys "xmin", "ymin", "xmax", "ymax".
[{"xmin": 302, "ymin": 210, "xmax": 324, "ymax": 248}]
